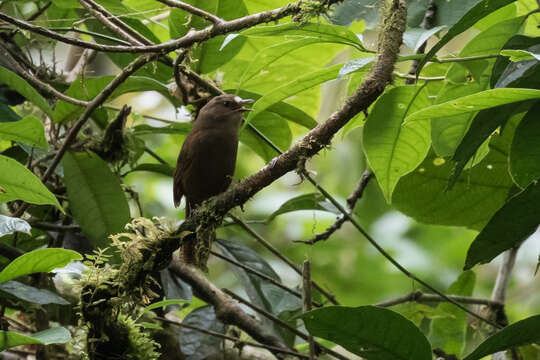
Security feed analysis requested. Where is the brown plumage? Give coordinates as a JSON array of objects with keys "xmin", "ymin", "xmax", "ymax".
[{"xmin": 174, "ymin": 94, "xmax": 252, "ymax": 265}]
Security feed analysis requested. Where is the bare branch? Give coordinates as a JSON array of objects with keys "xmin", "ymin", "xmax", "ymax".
[
  {"xmin": 375, "ymin": 290, "xmax": 504, "ymax": 308},
  {"xmin": 157, "ymin": 0, "xmax": 224, "ymax": 24},
  {"xmin": 168, "ymin": 255, "xmax": 290, "ymax": 356}
]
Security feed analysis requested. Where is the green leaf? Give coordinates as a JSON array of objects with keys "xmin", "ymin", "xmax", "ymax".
[
  {"xmin": 0, "ymin": 215, "xmax": 31, "ymax": 237},
  {"xmin": 464, "ymin": 315, "xmax": 540, "ymax": 360},
  {"xmin": 430, "ymin": 82, "xmax": 486, "ymax": 157},
  {"xmin": 245, "ymin": 64, "xmax": 342, "ymax": 126},
  {"xmin": 301, "ymin": 306, "xmax": 432, "ymax": 360},
  {"xmin": 0, "ymin": 115, "xmax": 48, "ymax": 149},
  {"xmin": 406, "ymin": 88, "xmax": 540, "ymax": 123},
  {"xmin": 509, "ymin": 101, "xmax": 540, "ymax": 188},
  {"xmin": 403, "ymin": 26, "xmax": 447, "ymax": 52},
  {"xmin": 501, "ymin": 49, "xmax": 540, "ymax": 62},
  {"xmin": 0, "ymin": 155, "xmax": 63, "ymax": 210},
  {"xmin": 448, "ymin": 102, "xmax": 525, "ymax": 189},
  {"xmin": 63, "ymin": 151, "xmax": 131, "ymax": 249},
  {"xmin": 363, "ymin": 86, "xmax": 431, "ymax": 203},
  {"xmin": 0, "ymin": 327, "xmax": 71, "ymax": 352},
  {"xmin": 238, "ymin": 38, "xmax": 323, "ymax": 87},
  {"xmin": 464, "ymin": 179, "xmax": 540, "ymax": 269},
  {"xmin": 267, "ymin": 193, "xmax": 340, "ymax": 222},
  {"xmin": 416, "ymin": 0, "xmax": 517, "ymax": 74},
  {"xmin": 338, "ymin": 57, "xmax": 375, "ymax": 78},
  {"xmin": 0, "ymin": 66, "xmax": 53, "ymax": 117},
  {"xmin": 0, "ymin": 280, "xmax": 70, "ymax": 305},
  {"xmin": 429, "ymin": 271, "xmax": 476, "ymax": 355},
  {"xmin": 392, "ymin": 150, "xmax": 513, "ymax": 230},
  {"xmin": 491, "ymin": 35, "xmax": 540, "ymax": 88},
  {"xmin": 0, "ymin": 103, "xmax": 21, "ymax": 123},
  {"xmin": 179, "ymin": 306, "xmax": 227, "ymax": 359},
  {"xmin": 242, "ymin": 22, "xmax": 365, "ymax": 51},
  {"xmin": 0, "ymin": 248, "xmax": 82, "ymax": 284},
  {"xmin": 232, "ymin": 89, "xmax": 317, "ymax": 129},
  {"xmin": 239, "ymin": 112, "xmax": 292, "ymax": 162}
]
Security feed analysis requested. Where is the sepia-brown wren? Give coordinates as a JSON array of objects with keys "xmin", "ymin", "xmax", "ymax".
[{"xmin": 173, "ymin": 94, "xmax": 252, "ymax": 266}]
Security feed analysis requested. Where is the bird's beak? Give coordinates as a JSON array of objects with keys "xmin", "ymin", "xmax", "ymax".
[{"xmin": 239, "ymin": 98, "xmax": 254, "ymax": 112}]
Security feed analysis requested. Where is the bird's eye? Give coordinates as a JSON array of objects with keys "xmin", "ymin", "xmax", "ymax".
[{"xmin": 223, "ymin": 100, "xmax": 232, "ymax": 106}]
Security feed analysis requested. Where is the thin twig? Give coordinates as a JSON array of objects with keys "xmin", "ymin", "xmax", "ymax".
[
  {"xmin": 298, "ymin": 169, "xmax": 373, "ymax": 245},
  {"xmin": 302, "ymin": 260, "xmax": 316, "ymax": 360},
  {"xmin": 222, "ymin": 289, "xmax": 351, "ymax": 360},
  {"xmin": 157, "ymin": 0, "xmax": 224, "ymax": 24},
  {"xmin": 229, "ymin": 214, "xmax": 340, "ymax": 305},
  {"xmin": 375, "ymin": 290, "xmax": 504, "ymax": 308},
  {"xmin": 156, "ymin": 316, "xmax": 310, "ymax": 359}
]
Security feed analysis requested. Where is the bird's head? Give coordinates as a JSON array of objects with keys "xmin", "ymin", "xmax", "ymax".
[{"xmin": 194, "ymin": 94, "xmax": 253, "ymax": 129}]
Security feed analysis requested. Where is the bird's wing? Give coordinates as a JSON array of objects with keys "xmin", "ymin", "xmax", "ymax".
[{"xmin": 173, "ymin": 137, "xmax": 193, "ymax": 208}]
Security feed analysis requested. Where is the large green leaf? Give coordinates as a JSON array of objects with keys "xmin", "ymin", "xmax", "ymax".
[
  {"xmin": 179, "ymin": 306, "xmax": 227, "ymax": 359},
  {"xmin": 406, "ymin": 88, "xmax": 540, "ymax": 123},
  {"xmin": 62, "ymin": 151, "xmax": 131, "ymax": 249},
  {"xmin": 491, "ymin": 35, "xmax": 540, "ymax": 88},
  {"xmin": 429, "ymin": 271, "xmax": 476, "ymax": 355},
  {"xmin": 509, "ymin": 101, "xmax": 540, "ymax": 187},
  {"xmin": 0, "ymin": 248, "xmax": 81, "ymax": 284},
  {"xmin": 239, "ymin": 112, "xmax": 292, "ymax": 162},
  {"xmin": 392, "ymin": 150, "xmax": 513, "ymax": 230},
  {"xmin": 0, "ymin": 115, "xmax": 48, "ymax": 149},
  {"xmin": 363, "ymin": 86, "xmax": 431, "ymax": 203},
  {"xmin": 238, "ymin": 37, "xmax": 324, "ymax": 87},
  {"xmin": 267, "ymin": 193, "xmax": 339, "ymax": 222},
  {"xmin": 245, "ymin": 64, "xmax": 342, "ymax": 125},
  {"xmin": 243, "ymin": 22, "xmax": 365, "ymax": 51},
  {"xmin": 232, "ymin": 89, "xmax": 317, "ymax": 129},
  {"xmin": 301, "ymin": 306, "xmax": 432, "ymax": 360},
  {"xmin": 416, "ymin": 0, "xmax": 517, "ymax": 74},
  {"xmin": 464, "ymin": 178, "xmax": 540, "ymax": 269},
  {"xmin": 463, "ymin": 315, "xmax": 540, "ymax": 360},
  {"xmin": 0, "ymin": 155, "xmax": 63, "ymax": 210},
  {"xmin": 430, "ymin": 82, "xmax": 486, "ymax": 157},
  {"xmin": 0, "ymin": 280, "xmax": 70, "ymax": 305},
  {"xmin": 445, "ymin": 16, "xmax": 525, "ymax": 83},
  {"xmin": 0, "ymin": 327, "xmax": 71, "ymax": 352},
  {"xmin": 0, "ymin": 66, "xmax": 53, "ymax": 117},
  {"xmin": 448, "ymin": 102, "xmax": 526, "ymax": 190}
]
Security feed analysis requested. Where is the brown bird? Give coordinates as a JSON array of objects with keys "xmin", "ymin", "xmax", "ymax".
[{"xmin": 174, "ymin": 94, "xmax": 252, "ymax": 265}]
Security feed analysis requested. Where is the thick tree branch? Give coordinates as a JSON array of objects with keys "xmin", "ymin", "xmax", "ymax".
[
  {"xmin": 168, "ymin": 255, "xmax": 290, "ymax": 357},
  {"xmin": 0, "ymin": 0, "xmax": 342, "ymax": 54},
  {"xmin": 181, "ymin": 0, "xmax": 406, "ymax": 240}
]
